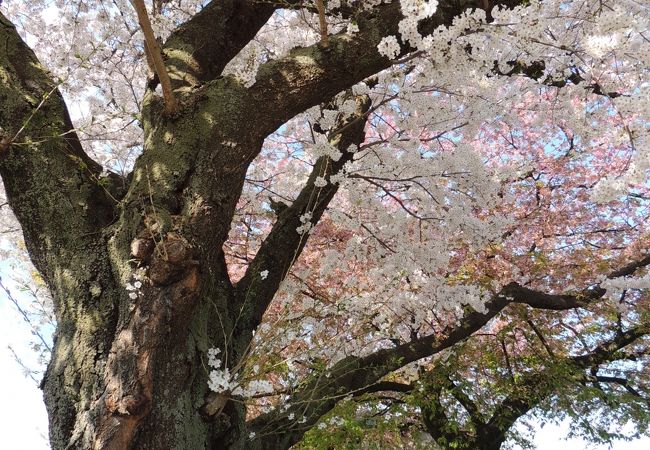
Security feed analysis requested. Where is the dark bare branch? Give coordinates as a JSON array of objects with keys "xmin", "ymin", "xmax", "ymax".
[
  {"xmin": 496, "ymin": 60, "xmax": 624, "ymax": 99},
  {"xmin": 503, "ymin": 253, "xmax": 650, "ymax": 310},
  {"xmin": 246, "ymin": 253, "xmax": 649, "ymax": 448},
  {"xmin": 234, "ymin": 94, "xmax": 371, "ymax": 334},
  {"xmin": 594, "ymin": 376, "xmax": 649, "ymax": 400}
]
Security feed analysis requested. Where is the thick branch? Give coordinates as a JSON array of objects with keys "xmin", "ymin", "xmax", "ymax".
[
  {"xmin": 246, "ymin": 4, "xmax": 397, "ymax": 137},
  {"xmin": 496, "ymin": 60, "xmax": 624, "ymax": 98},
  {"xmin": 245, "ymin": 253, "xmax": 648, "ymax": 447},
  {"xmin": 246, "ymin": 293, "xmax": 511, "ymax": 449},
  {"xmin": 0, "ymin": 11, "xmax": 117, "ymax": 281},
  {"xmin": 245, "ymin": 0, "xmax": 528, "ymax": 138},
  {"xmin": 503, "ymin": 253, "xmax": 650, "ymax": 310},
  {"xmin": 608, "ymin": 254, "xmax": 650, "ymax": 279},
  {"xmin": 500, "ymin": 282, "xmax": 589, "ymax": 310},
  {"xmin": 361, "ymin": 381, "xmax": 413, "ymax": 394},
  {"xmin": 233, "ymin": 94, "xmax": 371, "ymax": 333},
  {"xmin": 573, "ymin": 324, "xmax": 649, "ymax": 367},
  {"xmin": 162, "ymin": 0, "xmax": 276, "ymax": 88},
  {"xmin": 594, "ymin": 376, "xmax": 649, "ymax": 400},
  {"xmin": 0, "ymin": 12, "xmax": 125, "ymax": 448},
  {"xmin": 161, "ymin": 0, "xmax": 360, "ymax": 89}
]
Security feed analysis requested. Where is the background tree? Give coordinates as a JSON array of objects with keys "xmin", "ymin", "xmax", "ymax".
[{"xmin": 0, "ymin": 1, "xmax": 648, "ymax": 449}]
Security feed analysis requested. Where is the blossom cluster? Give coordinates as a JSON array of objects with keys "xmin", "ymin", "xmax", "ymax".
[{"xmin": 206, "ymin": 348, "xmax": 274, "ymax": 398}]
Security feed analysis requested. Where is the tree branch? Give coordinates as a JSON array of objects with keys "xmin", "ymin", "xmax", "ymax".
[
  {"xmin": 502, "ymin": 253, "xmax": 650, "ymax": 310},
  {"xmin": 243, "ymin": 0, "xmax": 528, "ymax": 139},
  {"xmin": 573, "ymin": 323, "xmax": 649, "ymax": 367},
  {"xmin": 1, "ymin": 13, "xmax": 128, "ymax": 448},
  {"xmin": 133, "ymin": 0, "xmax": 178, "ymax": 114},
  {"xmin": 495, "ymin": 60, "xmax": 624, "ymax": 99},
  {"xmin": 360, "ymin": 381, "xmax": 413, "ymax": 394},
  {"xmin": 162, "ymin": 0, "xmax": 359, "ymax": 88},
  {"xmin": 421, "ymin": 381, "xmax": 477, "ymax": 449},
  {"xmin": 161, "ymin": 0, "xmax": 354, "ymax": 89},
  {"xmin": 233, "ymin": 94, "xmax": 371, "ymax": 334},
  {"xmin": 247, "ymin": 293, "xmax": 511, "ymax": 449},
  {"xmin": 245, "ymin": 253, "xmax": 649, "ymax": 447},
  {"xmin": 443, "ymin": 375, "xmax": 485, "ymax": 429},
  {"xmin": 526, "ymin": 318, "xmax": 556, "ymax": 358},
  {"xmin": 594, "ymin": 376, "xmax": 649, "ymax": 401},
  {"xmin": 161, "ymin": 0, "xmax": 277, "ymax": 88},
  {"xmin": 0, "ymin": 11, "xmax": 118, "ymax": 278}
]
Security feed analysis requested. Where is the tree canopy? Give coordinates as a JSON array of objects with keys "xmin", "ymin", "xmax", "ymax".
[{"xmin": 0, "ymin": 1, "xmax": 648, "ymax": 449}]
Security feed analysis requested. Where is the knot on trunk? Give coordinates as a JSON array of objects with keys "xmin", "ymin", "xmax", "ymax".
[
  {"xmin": 148, "ymin": 234, "xmax": 197, "ymax": 285},
  {"xmin": 106, "ymin": 390, "xmax": 151, "ymax": 417},
  {"xmin": 130, "ymin": 237, "xmax": 155, "ymax": 260}
]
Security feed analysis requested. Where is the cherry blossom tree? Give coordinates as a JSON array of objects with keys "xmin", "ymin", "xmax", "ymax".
[{"xmin": 0, "ymin": 0, "xmax": 648, "ymax": 449}]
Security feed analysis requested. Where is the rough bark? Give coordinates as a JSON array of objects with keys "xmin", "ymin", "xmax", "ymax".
[{"xmin": 0, "ymin": 12, "xmax": 122, "ymax": 448}]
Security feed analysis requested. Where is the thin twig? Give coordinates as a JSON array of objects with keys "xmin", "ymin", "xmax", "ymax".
[
  {"xmin": 1, "ymin": 85, "xmax": 59, "ymax": 152},
  {"xmin": 0, "ymin": 276, "xmax": 52, "ymax": 353},
  {"xmin": 315, "ymin": 0, "xmax": 329, "ymax": 48},
  {"xmin": 132, "ymin": 0, "xmax": 178, "ymax": 114}
]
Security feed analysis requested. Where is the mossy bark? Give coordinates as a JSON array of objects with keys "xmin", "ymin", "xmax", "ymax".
[{"xmin": 0, "ymin": 10, "xmax": 250, "ymax": 448}]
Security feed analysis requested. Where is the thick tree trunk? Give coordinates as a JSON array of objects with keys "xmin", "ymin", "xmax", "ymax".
[
  {"xmin": 0, "ymin": 12, "xmax": 349, "ymax": 442},
  {"xmin": 1, "ymin": 11, "xmax": 255, "ymax": 448},
  {"xmin": 34, "ymin": 92, "xmax": 261, "ymax": 450}
]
